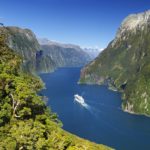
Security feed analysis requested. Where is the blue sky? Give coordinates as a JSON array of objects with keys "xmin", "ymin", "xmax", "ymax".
[{"xmin": 0, "ymin": 0, "xmax": 150, "ymax": 49}]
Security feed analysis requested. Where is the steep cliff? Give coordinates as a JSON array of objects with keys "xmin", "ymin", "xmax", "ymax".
[
  {"xmin": 80, "ymin": 10, "xmax": 150, "ymax": 116},
  {"xmin": 0, "ymin": 27, "xmax": 91, "ymax": 74},
  {"xmin": 38, "ymin": 38, "xmax": 91, "ymax": 68},
  {"xmin": 0, "ymin": 26, "xmax": 40, "ymax": 73}
]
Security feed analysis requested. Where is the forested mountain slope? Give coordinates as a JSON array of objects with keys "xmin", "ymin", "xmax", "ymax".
[
  {"xmin": 80, "ymin": 10, "xmax": 150, "ymax": 116},
  {"xmin": 0, "ymin": 27, "xmax": 91, "ymax": 74}
]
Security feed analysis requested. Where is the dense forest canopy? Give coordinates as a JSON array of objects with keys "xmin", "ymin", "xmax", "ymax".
[{"xmin": 0, "ymin": 26, "xmax": 111, "ymax": 150}]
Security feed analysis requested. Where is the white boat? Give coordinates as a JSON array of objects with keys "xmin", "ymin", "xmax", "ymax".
[{"xmin": 74, "ymin": 94, "xmax": 85, "ymax": 105}]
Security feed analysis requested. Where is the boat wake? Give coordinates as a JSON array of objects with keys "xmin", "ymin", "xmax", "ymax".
[
  {"xmin": 81, "ymin": 102, "xmax": 89, "ymax": 109},
  {"xmin": 73, "ymin": 94, "xmax": 116, "ymax": 114},
  {"xmin": 73, "ymin": 95, "xmax": 127, "ymax": 134},
  {"xmin": 74, "ymin": 94, "xmax": 90, "ymax": 109},
  {"xmin": 86, "ymin": 99, "xmax": 122, "ymax": 111}
]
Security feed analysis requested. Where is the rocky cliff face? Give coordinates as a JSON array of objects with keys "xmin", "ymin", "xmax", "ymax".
[
  {"xmin": 38, "ymin": 38, "xmax": 91, "ymax": 68},
  {"xmin": 80, "ymin": 10, "xmax": 150, "ymax": 116},
  {"xmin": 0, "ymin": 26, "xmax": 40, "ymax": 73},
  {"xmin": 0, "ymin": 27, "xmax": 91, "ymax": 74}
]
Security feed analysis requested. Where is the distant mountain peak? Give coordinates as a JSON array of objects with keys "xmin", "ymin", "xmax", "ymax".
[
  {"xmin": 38, "ymin": 38, "xmax": 101, "ymax": 59},
  {"xmin": 38, "ymin": 38, "xmax": 81, "ymax": 50}
]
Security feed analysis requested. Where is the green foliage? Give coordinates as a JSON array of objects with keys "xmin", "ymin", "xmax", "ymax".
[
  {"xmin": 0, "ymin": 29, "xmax": 112, "ymax": 150},
  {"xmin": 80, "ymin": 25, "xmax": 150, "ymax": 116}
]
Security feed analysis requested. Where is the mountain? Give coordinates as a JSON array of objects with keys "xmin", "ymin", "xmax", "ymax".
[
  {"xmin": 0, "ymin": 27, "xmax": 112, "ymax": 150},
  {"xmin": 0, "ymin": 27, "xmax": 60, "ymax": 73},
  {"xmin": 0, "ymin": 26, "xmax": 41, "ymax": 73},
  {"xmin": 0, "ymin": 27, "xmax": 91, "ymax": 74},
  {"xmin": 38, "ymin": 38, "xmax": 91, "ymax": 68},
  {"xmin": 38, "ymin": 38, "xmax": 81, "ymax": 49},
  {"xmin": 38, "ymin": 38, "xmax": 100, "ymax": 59},
  {"xmin": 83, "ymin": 47, "xmax": 101, "ymax": 59},
  {"xmin": 80, "ymin": 10, "xmax": 150, "ymax": 116}
]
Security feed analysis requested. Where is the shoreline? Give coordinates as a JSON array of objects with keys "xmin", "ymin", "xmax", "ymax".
[{"xmin": 79, "ymin": 79, "xmax": 150, "ymax": 118}]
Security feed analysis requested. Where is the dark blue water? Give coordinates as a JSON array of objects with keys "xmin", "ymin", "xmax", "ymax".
[{"xmin": 40, "ymin": 67, "xmax": 150, "ymax": 150}]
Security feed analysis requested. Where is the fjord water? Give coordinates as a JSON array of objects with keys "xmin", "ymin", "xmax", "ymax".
[{"xmin": 40, "ymin": 68, "xmax": 150, "ymax": 150}]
